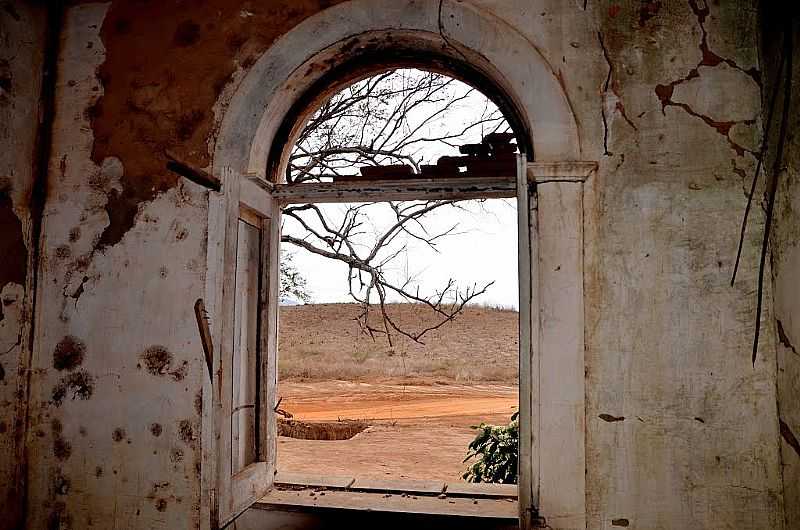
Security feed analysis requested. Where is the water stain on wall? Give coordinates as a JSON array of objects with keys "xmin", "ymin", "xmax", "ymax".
[
  {"xmin": 51, "ymin": 370, "xmax": 95, "ymax": 406},
  {"xmin": 88, "ymin": 0, "xmax": 348, "ymax": 251},
  {"xmin": 52, "ymin": 335, "xmax": 86, "ymax": 371}
]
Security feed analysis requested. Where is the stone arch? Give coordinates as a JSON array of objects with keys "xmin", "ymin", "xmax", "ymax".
[{"xmin": 213, "ymin": 0, "xmax": 581, "ymax": 178}]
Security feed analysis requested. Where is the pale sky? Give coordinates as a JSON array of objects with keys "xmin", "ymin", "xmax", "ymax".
[{"xmin": 283, "ymin": 198, "xmax": 519, "ymax": 309}]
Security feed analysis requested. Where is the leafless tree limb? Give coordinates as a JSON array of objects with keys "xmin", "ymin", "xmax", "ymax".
[{"xmin": 282, "ymin": 68, "xmax": 512, "ymax": 343}]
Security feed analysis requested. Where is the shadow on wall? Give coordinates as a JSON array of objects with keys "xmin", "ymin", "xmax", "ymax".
[{"xmin": 234, "ymin": 506, "xmax": 517, "ymax": 530}]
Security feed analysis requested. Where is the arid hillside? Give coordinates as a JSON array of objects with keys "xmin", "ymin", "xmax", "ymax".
[{"xmin": 278, "ymin": 303, "xmax": 519, "ymax": 383}]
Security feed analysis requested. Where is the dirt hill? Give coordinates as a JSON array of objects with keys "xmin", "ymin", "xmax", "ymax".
[{"xmin": 278, "ymin": 303, "xmax": 519, "ymax": 383}]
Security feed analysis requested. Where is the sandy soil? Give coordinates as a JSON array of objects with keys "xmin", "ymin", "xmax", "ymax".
[{"xmin": 277, "ymin": 381, "xmax": 518, "ymax": 482}]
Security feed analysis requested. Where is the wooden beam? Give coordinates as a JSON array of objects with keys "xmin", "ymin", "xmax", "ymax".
[
  {"xmin": 249, "ymin": 176, "xmax": 517, "ymax": 204},
  {"xmin": 516, "ymin": 154, "xmax": 538, "ymax": 530},
  {"xmin": 165, "ymin": 151, "xmax": 222, "ymax": 192},
  {"xmin": 245, "ymin": 161, "xmax": 596, "ymax": 205}
]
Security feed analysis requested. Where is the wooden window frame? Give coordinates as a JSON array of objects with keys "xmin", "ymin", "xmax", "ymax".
[{"xmin": 206, "ymin": 157, "xmax": 595, "ymax": 529}]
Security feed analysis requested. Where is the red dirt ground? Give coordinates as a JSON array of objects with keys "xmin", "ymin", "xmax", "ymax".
[{"xmin": 276, "ymin": 380, "xmax": 518, "ymax": 482}]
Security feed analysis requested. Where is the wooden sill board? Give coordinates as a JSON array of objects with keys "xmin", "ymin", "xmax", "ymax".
[
  {"xmin": 274, "ymin": 473, "xmax": 518, "ymax": 499},
  {"xmin": 255, "ymin": 488, "xmax": 519, "ymax": 519}
]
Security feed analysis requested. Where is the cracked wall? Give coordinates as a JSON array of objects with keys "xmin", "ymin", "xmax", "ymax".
[
  {"xmin": 0, "ymin": 3, "xmax": 47, "ymax": 529},
  {"xmin": 582, "ymin": 0, "xmax": 783, "ymax": 528},
  {"xmin": 11, "ymin": 0, "xmax": 794, "ymax": 529},
  {"xmin": 440, "ymin": 1, "xmax": 782, "ymax": 528},
  {"xmin": 24, "ymin": 5, "xmax": 212, "ymax": 528}
]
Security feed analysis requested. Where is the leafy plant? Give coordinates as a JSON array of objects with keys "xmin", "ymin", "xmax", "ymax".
[{"xmin": 462, "ymin": 412, "xmax": 518, "ymax": 484}]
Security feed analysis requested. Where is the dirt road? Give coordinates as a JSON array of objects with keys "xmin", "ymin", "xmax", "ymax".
[{"xmin": 277, "ymin": 381, "xmax": 518, "ymax": 482}]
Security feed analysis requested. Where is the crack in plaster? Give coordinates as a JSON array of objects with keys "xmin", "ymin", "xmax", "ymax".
[
  {"xmin": 776, "ymin": 319, "xmax": 798, "ymax": 355},
  {"xmin": 780, "ymin": 419, "xmax": 800, "ymax": 458},
  {"xmin": 598, "ymin": 31, "xmax": 636, "ymax": 158},
  {"xmin": 67, "ymin": 275, "xmax": 89, "ymax": 307},
  {"xmin": 0, "ymin": 332, "xmax": 22, "ymax": 356},
  {"xmin": 599, "ymin": 32, "xmax": 613, "ymax": 156},
  {"xmin": 653, "ymin": 0, "xmax": 760, "ymax": 157}
]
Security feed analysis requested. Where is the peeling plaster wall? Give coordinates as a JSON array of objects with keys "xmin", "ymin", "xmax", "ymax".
[
  {"xmin": 14, "ymin": 0, "xmax": 791, "ymax": 529},
  {"xmin": 0, "ymin": 3, "xmax": 47, "ymax": 528},
  {"xmin": 583, "ymin": 1, "xmax": 784, "ymax": 528},
  {"xmin": 23, "ymin": 2, "xmax": 345, "ymax": 529},
  {"xmin": 24, "ymin": 4, "xmax": 209, "ymax": 528},
  {"xmin": 762, "ymin": 8, "xmax": 800, "ymax": 530}
]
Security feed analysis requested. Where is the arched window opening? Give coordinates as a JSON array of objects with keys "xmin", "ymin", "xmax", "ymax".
[
  {"xmin": 227, "ymin": 67, "xmax": 525, "ymax": 518},
  {"xmin": 205, "ymin": 12, "xmax": 592, "ymax": 527},
  {"xmin": 286, "ymin": 68, "xmax": 515, "ymax": 185},
  {"xmin": 262, "ymin": 68, "xmax": 522, "ymax": 491}
]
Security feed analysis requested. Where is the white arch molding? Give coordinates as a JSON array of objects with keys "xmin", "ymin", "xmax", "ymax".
[
  {"xmin": 213, "ymin": 0, "xmax": 580, "ymax": 177},
  {"xmin": 210, "ymin": 2, "xmax": 588, "ymax": 529}
]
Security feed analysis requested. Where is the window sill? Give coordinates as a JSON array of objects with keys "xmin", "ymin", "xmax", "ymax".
[{"xmin": 253, "ymin": 472, "xmax": 518, "ymax": 520}]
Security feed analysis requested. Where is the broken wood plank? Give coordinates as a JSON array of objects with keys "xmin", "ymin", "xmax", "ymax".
[
  {"xmin": 274, "ymin": 472, "xmax": 356, "ymax": 490},
  {"xmin": 349, "ymin": 477, "xmax": 445, "ymax": 495},
  {"xmin": 443, "ymin": 482, "xmax": 517, "ymax": 499},
  {"xmin": 193, "ymin": 298, "xmax": 214, "ymax": 380}
]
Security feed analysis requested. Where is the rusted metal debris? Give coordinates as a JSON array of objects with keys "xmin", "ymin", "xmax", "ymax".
[{"xmin": 335, "ymin": 133, "xmax": 517, "ymax": 183}]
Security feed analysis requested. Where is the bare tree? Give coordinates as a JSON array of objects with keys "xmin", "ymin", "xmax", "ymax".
[{"xmin": 282, "ymin": 69, "xmax": 513, "ymax": 345}]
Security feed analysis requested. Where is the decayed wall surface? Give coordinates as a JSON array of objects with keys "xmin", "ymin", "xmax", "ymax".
[
  {"xmin": 583, "ymin": 1, "xmax": 784, "ymax": 528},
  {"xmin": 22, "ymin": 2, "xmax": 342, "ymax": 529},
  {"xmin": 0, "ymin": 3, "xmax": 46, "ymax": 528},
  {"xmin": 762, "ymin": 7, "xmax": 800, "ymax": 530},
  {"xmin": 12, "ymin": 0, "xmax": 793, "ymax": 529}
]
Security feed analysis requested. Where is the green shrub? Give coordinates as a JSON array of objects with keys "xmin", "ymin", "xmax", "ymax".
[{"xmin": 462, "ymin": 412, "xmax": 518, "ymax": 484}]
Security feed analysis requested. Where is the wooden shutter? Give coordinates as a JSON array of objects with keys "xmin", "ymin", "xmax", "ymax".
[{"xmin": 212, "ymin": 169, "xmax": 280, "ymax": 528}]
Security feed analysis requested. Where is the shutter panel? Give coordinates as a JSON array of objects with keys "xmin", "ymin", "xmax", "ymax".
[{"xmin": 212, "ymin": 169, "xmax": 280, "ymax": 528}]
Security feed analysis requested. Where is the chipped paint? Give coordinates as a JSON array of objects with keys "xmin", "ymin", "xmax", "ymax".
[
  {"xmin": 652, "ymin": 1, "xmax": 761, "ymax": 157},
  {"xmin": 3, "ymin": 1, "xmax": 795, "ymax": 529},
  {"xmin": 88, "ymin": 0, "xmax": 348, "ymax": 252},
  {"xmin": 0, "ymin": 191, "xmax": 27, "ymax": 293}
]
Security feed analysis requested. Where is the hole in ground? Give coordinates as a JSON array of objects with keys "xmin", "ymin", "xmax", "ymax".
[{"xmin": 278, "ymin": 418, "xmax": 369, "ymax": 440}]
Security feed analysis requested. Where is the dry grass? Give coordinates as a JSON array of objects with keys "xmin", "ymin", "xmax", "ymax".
[{"xmin": 278, "ymin": 303, "xmax": 518, "ymax": 383}]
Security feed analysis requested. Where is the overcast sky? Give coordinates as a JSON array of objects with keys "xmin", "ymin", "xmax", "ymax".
[
  {"xmin": 282, "ymin": 70, "xmax": 519, "ymax": 309},
  {"xmin": 284, "ymin": 198, "xmax": 519, "ymax": 309}
]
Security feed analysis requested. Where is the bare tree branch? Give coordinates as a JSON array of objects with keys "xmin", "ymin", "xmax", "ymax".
[{"xmin": 282, "ymin": 68, "xmax": 513, "ymax": 343}]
